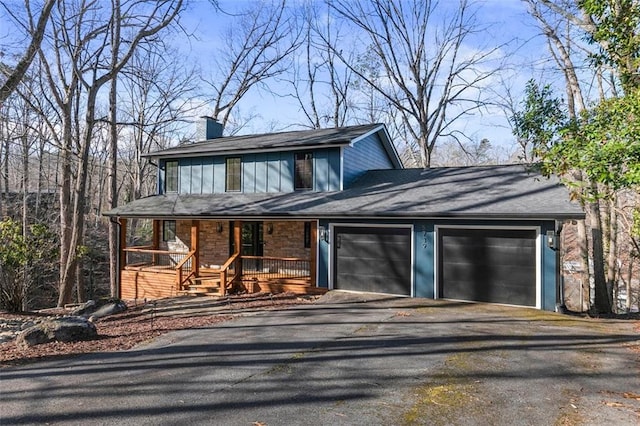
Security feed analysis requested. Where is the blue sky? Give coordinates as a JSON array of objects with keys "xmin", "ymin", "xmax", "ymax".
[{"xmin": 176, "ymin": 0, "xmax": 555, "ymax": 156}]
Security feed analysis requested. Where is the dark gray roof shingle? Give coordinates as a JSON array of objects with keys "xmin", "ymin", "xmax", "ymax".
[
  {"xmin": 104, "ymin": 165, "xmax": 584, "ymax": 220},
  {"xmin": 144, "ymin": 123, "xmax": 386, "ymax": 158}
]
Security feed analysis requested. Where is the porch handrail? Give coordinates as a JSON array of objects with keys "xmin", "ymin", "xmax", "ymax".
[
  {"xmin": 241, "ymin": 255, "xmax": 308, "ymax": 262},
  {"xmin": 176, "ymin": 250, "xmax": 196, "ymax": 291},
  {"xmin": 217, "ymin": 252, "xmax": 240, "ymax": 296},
  {"xmin": 124, "ymin": 246, "xmax": 190, "ymax": 256}
]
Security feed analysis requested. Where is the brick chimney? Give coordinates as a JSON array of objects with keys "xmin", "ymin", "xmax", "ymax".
[{"xmin": 199, "ymin": 116, "xmax": 223, "ymax": 140}]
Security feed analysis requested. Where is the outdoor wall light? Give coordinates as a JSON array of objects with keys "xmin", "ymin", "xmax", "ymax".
[
  {"xmin": 267, "ymin": 223, "xmax": 274, "ymax": 234},
  {"xmin": 318, "ymin": 226, "xmax": 329, "ymax": 242},
  {"xmin": 216, "ymin": 222, "xmax": 223, "ymax": 233},
  {"xmin": 546, "ymin": 230, "xmax": 557, "ymax": 250}
]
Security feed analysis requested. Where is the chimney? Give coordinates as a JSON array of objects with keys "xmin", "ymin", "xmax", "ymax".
[{"xmin": 199, "ymin": 116, "xmax": 223, "ymax": 140}]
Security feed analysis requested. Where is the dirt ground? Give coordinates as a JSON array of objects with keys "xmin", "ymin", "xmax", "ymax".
[{"xmin": 0, "ymin": 292, "xmax": 313, "ymax": 367}]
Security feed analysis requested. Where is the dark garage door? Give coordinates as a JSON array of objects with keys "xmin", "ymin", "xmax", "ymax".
[
  {"xmin": 334, "ymin": 226, "xmax": 412, "ymax": 296},
  {"xmin": 438, "ymin": 228, "xmax": 537, "ymax": 307}
]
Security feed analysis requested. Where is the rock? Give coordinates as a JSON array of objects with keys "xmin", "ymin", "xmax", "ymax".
[
  {"xmin": 88, "ymin": 300, "xmax": 127, "ymax": 322},
  {"xmin": 16, "ymin": 316, "xmax": 97, "ymax": 348},
  {"xmin": 71, "ymin": 300, "xmax": 97, "ymax": 317}
]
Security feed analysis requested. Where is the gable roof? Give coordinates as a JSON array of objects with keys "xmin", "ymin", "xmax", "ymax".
[
  {"xmin": 144, "ymin": 123, "xmax": 402, "ymax": 167},
  {"xmin": 105, "ymin": 164, "xmax": 584, "ymax": 220}
]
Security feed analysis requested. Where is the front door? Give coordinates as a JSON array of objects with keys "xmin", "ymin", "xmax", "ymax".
[
  {"xmin": 230, "ymin": 221, "xmax": 264, "ymax": 272},
  {"xmin": 242, "ymin": 221, "xmax": 264, "ymax": 257}
]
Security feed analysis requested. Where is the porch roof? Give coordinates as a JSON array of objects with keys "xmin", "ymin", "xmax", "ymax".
[{"xmin": 104, "ymin": 165, "xmax": 585, "ymax": 220}]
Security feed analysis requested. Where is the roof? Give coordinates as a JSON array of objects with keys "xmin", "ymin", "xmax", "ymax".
[
  {"xmin": 144, "ymin": 123, "xmax": 400, "ymax": 165},
  {"xmin": 104, "ymin": 164, "xmax": 585, "ymax": 220}
]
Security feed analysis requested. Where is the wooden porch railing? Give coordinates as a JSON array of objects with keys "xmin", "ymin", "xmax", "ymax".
[
  {"xmin": 241, "ymin": 256, "xmax": 310, "ymax": 280},
  {"xmin": 123, "ymin": 246, "xmax": 195, "ymax": 291},
  {"xmin": 175, "ymin": 251, "xmax": 196, "ymax": 291}
]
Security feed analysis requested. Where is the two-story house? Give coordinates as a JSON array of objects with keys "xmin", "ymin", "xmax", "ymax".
[{"xmin": 105, "ymin": 118, "xmax": 584, "ymax": 311}]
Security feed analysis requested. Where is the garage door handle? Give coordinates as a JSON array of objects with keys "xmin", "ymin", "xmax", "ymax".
[{"xmin": 336, "ymin": 235, "xmax": 341, "ymax": 248}]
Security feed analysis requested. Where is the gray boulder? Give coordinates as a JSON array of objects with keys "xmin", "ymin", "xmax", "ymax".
[
  {"xmin": 88, "ymin": 300, "xmax": 127, "ymax": 322},
  {"xmin": 16, "ymin": 316, "xmax": 97, "ymax": 348},
  {"xmin": 71, "ymin": 299, "xmax": 127, "ymax": 321}
]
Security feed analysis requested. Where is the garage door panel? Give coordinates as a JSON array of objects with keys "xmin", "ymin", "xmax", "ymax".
[
  {"xmin": 439, "ymin": 228, "xmax": 537, "ymax": 307},
  {"xmin": 334, "ymin": 226, "xmax": 411, "ymax": 296}
]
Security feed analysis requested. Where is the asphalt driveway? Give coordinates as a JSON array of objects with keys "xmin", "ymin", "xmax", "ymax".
[{"xmin": 1, "ymin": 292, "xmax": 639, "ymax": 425}]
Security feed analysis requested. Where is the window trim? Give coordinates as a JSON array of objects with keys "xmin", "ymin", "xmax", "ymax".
[
  {"xmin": 294, "ymin": 152, "xmax": 313, "ymax": 191},
  {"xmin": 165, "ymin": 160, "xmax": 179, "ymax": 193},
  {"xmin": 225, "ymin": 157, "xmax": 242, "ymax": 192}
]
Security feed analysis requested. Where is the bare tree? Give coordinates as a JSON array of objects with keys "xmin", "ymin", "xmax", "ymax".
[
  {"xmin": 24, "ymin": 0, "xmax": 184, "ymax": 306},
  {"xmin": 287, "ymin": 1, "xmax": 354, "ymax": 129},
  {"xmin": 202, "ymin": 0, "xmax": 302, "ymax": 131},
  {"xmin": 0, "ymin": 0, "xmax": 56, "ymax": 103},
  {"xmin": 326, "ymin": 0, "xmax": 503, "ymax": 168}
]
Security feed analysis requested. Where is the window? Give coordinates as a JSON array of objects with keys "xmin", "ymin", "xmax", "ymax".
[
  {"xmin": 294, "ymin": 152, "xmax": 313, "ymax": 190},
  {"xmin": 165, "ymin": 160, "xmax": 178, "ymax": 192},
  {"xmin": 304, "ymin": 222, "xmax": 311, "ymax": 248},
  {"xmin": 226, "ymin": 157, "xmax": 241, "ymax": 192},
  {"xmin": 163, "ymin": 220, "xmax": 176, "ymax": 242}
]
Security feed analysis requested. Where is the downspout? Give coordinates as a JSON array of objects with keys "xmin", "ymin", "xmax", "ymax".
[{"xmin": 110, "ymin": 216, "xmax": 122, "ymax": 299}]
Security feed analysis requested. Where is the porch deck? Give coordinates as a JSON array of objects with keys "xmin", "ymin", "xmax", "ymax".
[{"xmin": 120, "ymin": 247, "xmax": 324, "ymax": 299}]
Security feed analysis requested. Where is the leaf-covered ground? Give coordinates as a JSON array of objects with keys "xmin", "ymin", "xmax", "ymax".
[{"xmin": 0, "ymin": 293, "xmax": 311, "ymax": 367}]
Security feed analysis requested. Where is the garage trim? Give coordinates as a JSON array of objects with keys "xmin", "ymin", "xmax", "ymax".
[
  {"xmin": 434, "ymin": 225, "xmax": 542, "ymax": 309},
  {"xmin": 328, "ymin": 223, "xmax": 414, "ymax": 296}
]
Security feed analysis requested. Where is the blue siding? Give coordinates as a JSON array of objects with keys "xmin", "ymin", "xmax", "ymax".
[
  {"xmin": 191, "ymin": 158, "xmax": 202, "ymax": 194},
  {"xmin": 160, "ymin": 147, "xmax": 342, "ymax": 194},
  {"xmin": 243, "ymin": 154, "xmax": 256, "ymax": 193},
  {"xmin": 315, "ymin": 150, "xmax": 329, "ymax": 191},
  {"xmin": 267, "ymin": 153, "xmax": 281, "ymax": 192},
  {"xmin": 343, "ymin": 133, "xmax": 395, "ymax": 187},
  {"xmin": 213, "ymin": 157, "xmax": 226, "ymax": 193},
  {"xmin": 202, "ymin": 158, "xmax": 214, "ymax": 193},
  {"xmin": 281, "ymin": 154, "xmax": 294, "ymax": 192},
  {"xmin": 179, "ymin": 159, "xmax": 191, "ymax": 193},
  {"xmin": 414, "ymin": 222, "xmax": 434, "ymax": 298},
  {"xmin": 255, "ymin": 153, "xmax": 268, "ymax": 192}
]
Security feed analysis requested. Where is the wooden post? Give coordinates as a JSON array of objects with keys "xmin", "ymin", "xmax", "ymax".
[
  {"xmin": 152, "ymin": 220, "xmax": 161, "ymax": 249},
  {"xmin": 119, "ymin": 218, "xmax": 127, "ymax": 299},
  {"xmin": 310, "ymin": 221, "xmax": 317, "ymax": 287},
  {"xmin": 152, "ymin": 219, "xmax": 161, "ymax": 265},
  {"xmin": 234, "ymin": 220, "xmax": 242, "ymax": 279},
  {"xmin": 191, "ymin": 219, "xmax": 200, "ymax": 277}
]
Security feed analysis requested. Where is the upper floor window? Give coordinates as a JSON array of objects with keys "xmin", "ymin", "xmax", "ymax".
[
  {"xmin": 165, "ymin": 160, "xmax": 178, "ymax": 193},
  {"xmin": 226, "ymin": 157, "xmax": 241, "ymax": 192},
  {"xmin": 294, "ymin": 152, "xmax": 313, "ymax": 190}
]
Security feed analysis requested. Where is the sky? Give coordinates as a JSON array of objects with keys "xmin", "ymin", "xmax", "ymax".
[
  {"xmin": 174, "ymin": 0, "xmax": 555, "ymax": 158},
  {"xmin": 0, "ymin": 0, "xmax": 568, "ymax": 160}
]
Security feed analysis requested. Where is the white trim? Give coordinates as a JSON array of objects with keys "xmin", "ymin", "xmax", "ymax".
[
  {"xmin": 314, "ymin": 219, "xmax": 320, "ymax": 288},
  {"xmin": 349, "ymin": 124, "xmax": 385, "ymax": 145},
  {"xmin": 339, "ymin": 146, "xmax": 344, "ymax": 191},
  {"xmin": 328, "ymin": 223, "xmax": 414, "ymax": 297},
  {"xmin": 434, "ymin": 224, "xmax": 542, "ymax": 309}
]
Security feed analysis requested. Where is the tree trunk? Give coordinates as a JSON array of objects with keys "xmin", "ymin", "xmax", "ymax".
[
  {"xmin": 588, "ymin": 198, "xmax": 610, "ymax": 314},
  {"xmin": 606, "ymin": 196, "xmax": 618, "ymax": 312}
]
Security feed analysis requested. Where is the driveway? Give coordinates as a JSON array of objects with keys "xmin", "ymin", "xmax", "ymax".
[{"xmin": 1, "ymin": 292, "xmax": 639, "ymax": 425}]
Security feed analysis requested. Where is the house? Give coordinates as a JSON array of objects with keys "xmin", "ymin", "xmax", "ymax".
[{"xmin": 104, "ymin": 118, "xmax": 585, "ymax": 311}]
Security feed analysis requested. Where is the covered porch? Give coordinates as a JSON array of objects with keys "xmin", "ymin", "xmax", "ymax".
[{"xmin": 117, "ymin": 218, "xmax": 325, "ymax": 300}]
